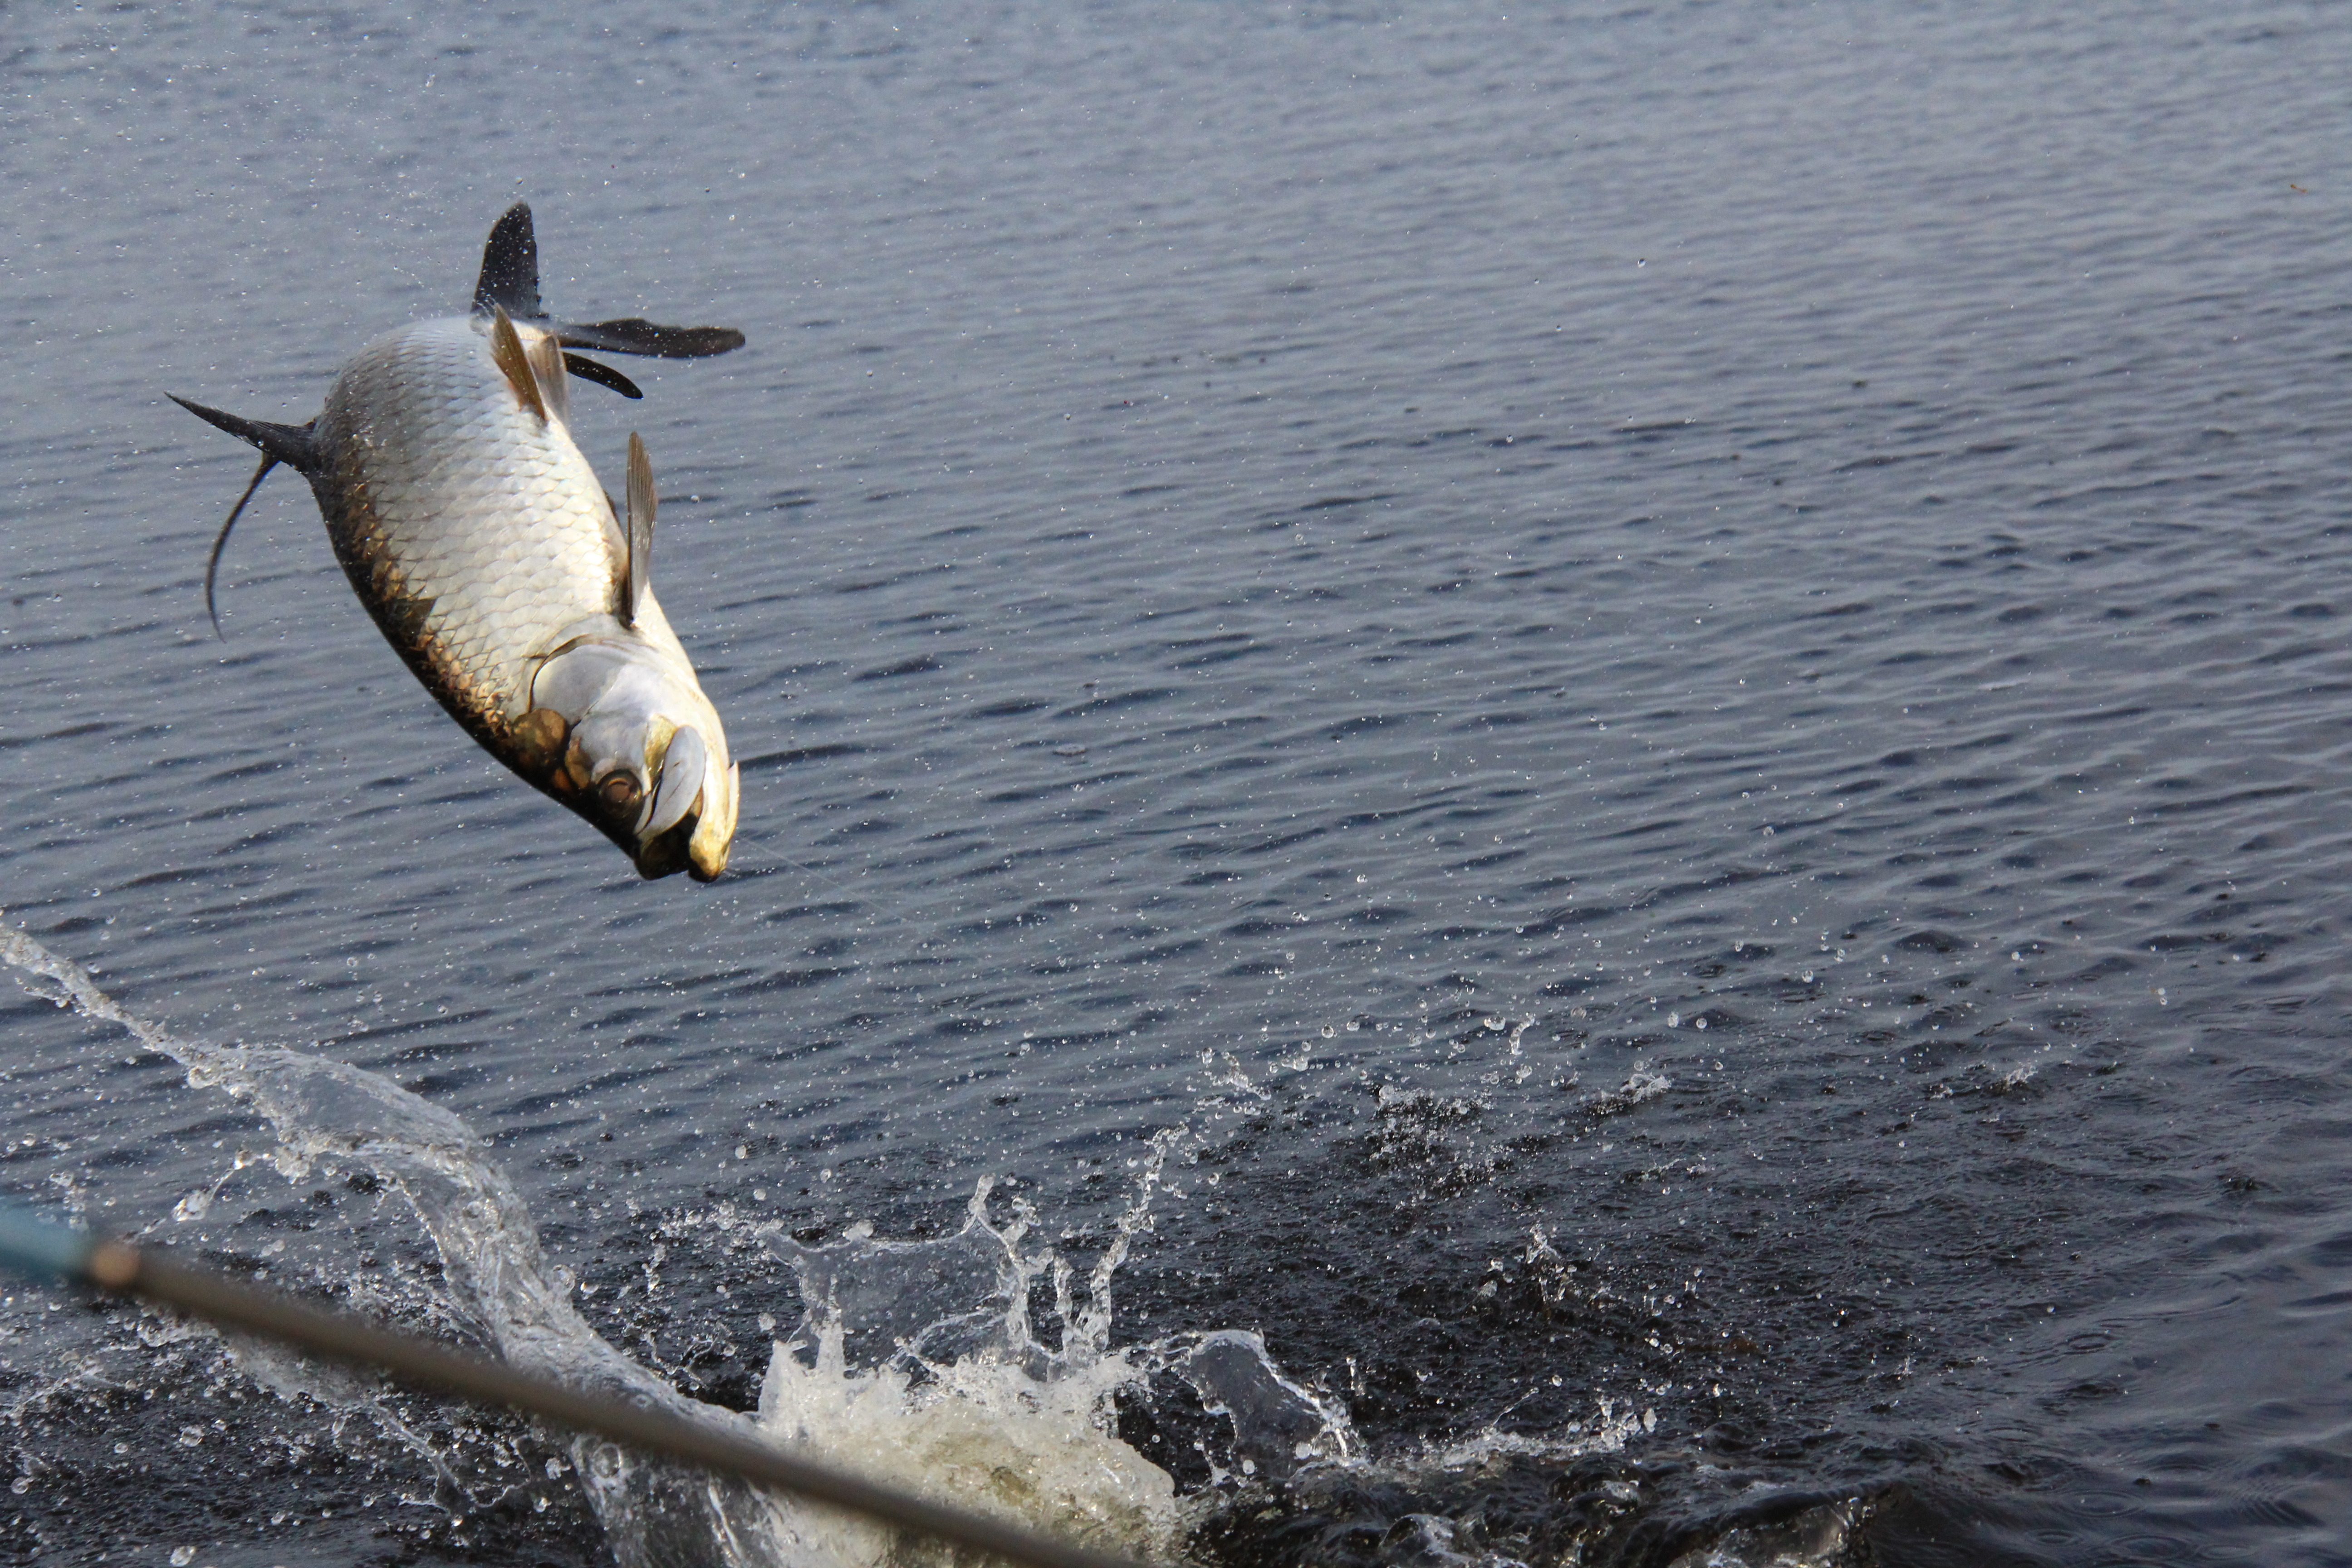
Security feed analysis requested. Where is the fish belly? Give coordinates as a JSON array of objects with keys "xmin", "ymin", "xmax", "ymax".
[{"xmin": 310, "ymin": 317, "xmax": 622, "ymax": 743}]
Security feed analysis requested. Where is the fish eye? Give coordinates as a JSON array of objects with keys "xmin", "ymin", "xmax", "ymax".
[{"xmin": 598, "ymin": 774, "xmax": 642, "ymax": 813}]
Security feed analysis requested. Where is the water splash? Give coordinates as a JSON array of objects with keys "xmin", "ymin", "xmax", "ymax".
[
  {"xmin": 751, "ymin": 1180, "xmax": 1181, "ymax": 1566},
  {"xmin": 3, "ymin": 918, "xmax": 770, "ymax": 1560},
  {"xmin": 0, "ymin": 921, "xmax": 1350, "ymax": 1566},
  {"xmin": 1, "ymin": 920, "xmax": 1860, "ymax": 1568},
  {"xmin": 742, "ymin": 1152, "xmax": 1368, "ymax": 1566},
  {"xmin": 2, "ymin": 919, "xmax": 654, "ymax": 1397}
]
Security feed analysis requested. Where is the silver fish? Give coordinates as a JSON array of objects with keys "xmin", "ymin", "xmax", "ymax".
[{"xmin": 174, "ymin": 204, "xmax": 744, "ymax": 881}]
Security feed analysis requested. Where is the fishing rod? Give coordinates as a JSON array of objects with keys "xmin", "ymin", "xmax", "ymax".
[{"xmin": 0, "ymin": 1204, "xmax": 1148, "ymax": 1568}]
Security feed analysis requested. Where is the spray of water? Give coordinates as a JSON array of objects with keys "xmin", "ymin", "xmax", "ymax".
[
  {"xmin": 6, "ymin": 919, "xmax": 1867, "ymax": 1567},
  {"xmin": 0, "ymin": 921, "xmax": 1362, "ymax": 1567}
]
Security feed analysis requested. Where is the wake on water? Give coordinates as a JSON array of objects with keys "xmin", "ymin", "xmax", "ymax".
[{"xmin": 0, "ymin": 922, "xmax": 1855, "ymax": 1568}]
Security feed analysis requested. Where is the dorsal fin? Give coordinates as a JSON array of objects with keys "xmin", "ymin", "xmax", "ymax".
[
  {"xmin": 488, "ymin": 306, "xmax": 549, "ymax": 424},
  {"xmin": 473, "ymin": 202, "xmax": 542, "ymax": 319},
  {"xmin": 623, "ymin": 431, "xmax": 655, "ymax": 628}
]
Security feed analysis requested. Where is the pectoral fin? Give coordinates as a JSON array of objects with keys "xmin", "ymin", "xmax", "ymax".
[
  {"xmin": 488, "ymin": 306, "xmax": 549, "ymax": 424},
  {"xmin": 623, "ymin": 432, "xmax": 656, "ymax": 629}
]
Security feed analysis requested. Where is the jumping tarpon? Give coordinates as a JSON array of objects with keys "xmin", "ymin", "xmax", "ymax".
[{"xmin": 173, "ymin": 204, "xmax": 744, "ymax": 880}]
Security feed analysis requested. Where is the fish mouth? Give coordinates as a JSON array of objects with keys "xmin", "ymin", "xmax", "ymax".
[
  {"xmin": 631, "ymin": 813, "xmax": 704, "ymax": 881},
  {"xmin": 616, "ymin": 738, "xmax": 726, "ymax": 882},
  {"xmin": 591, "ymin": 773, "xmax": 715, "ymax": 882},
  {"xmin": 685, "ymin": 833, "xmax": 730, "ymax": 882},
  {"xmin": 519, "ymin": 694, "xmax": 735, "ymax": 881},
  {"xmin": 631, "ymin": 813, "xmax": 728, "ymax": 882},
  {"xmin": 627, "ymin": 721, "xmax": 731, "ymax": 881}
]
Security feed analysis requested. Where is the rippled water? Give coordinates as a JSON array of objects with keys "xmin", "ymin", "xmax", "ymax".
[{"xmin": 7, "ymin": 2, "xmax": 2352, "ymax": 1563}]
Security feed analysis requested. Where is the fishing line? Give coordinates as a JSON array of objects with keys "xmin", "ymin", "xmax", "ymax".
[{"xmin": 720, "ymin": 829, "xmax": 908, "ymax": 929}]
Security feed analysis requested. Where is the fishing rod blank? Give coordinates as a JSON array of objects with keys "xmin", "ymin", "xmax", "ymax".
[{"xmin": 0, "ymin": 1205, "xmax": 1151, "ymax": 1568}]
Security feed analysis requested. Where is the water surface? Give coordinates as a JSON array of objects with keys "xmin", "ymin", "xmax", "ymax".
[{"xmin": 5, "ymin": 3, "xmax": 2352, "ymax": 1563}]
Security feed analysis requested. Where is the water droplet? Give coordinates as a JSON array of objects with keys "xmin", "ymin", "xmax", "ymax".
[
  {"xmin": 1666, "ymin": 1013, "xmax": 1680, "ymax": 1028},
  {"xmin": 171, "ymin": 1550, "xmax": 196, "ymax": 1567}
]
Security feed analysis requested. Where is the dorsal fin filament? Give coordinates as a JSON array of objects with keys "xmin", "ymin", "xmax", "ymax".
[
  {"xmin": 167, "ymin": 395, "xmax": 320, "ymax": 639},
  {"xmin": 201, "ymin": 455, "xmax": 277, "ymax": 639}
]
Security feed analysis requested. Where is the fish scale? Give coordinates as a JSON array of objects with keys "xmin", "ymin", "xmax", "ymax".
[{"xmin": 316, "ymin": 318, "xmax": 624, "ymax": 735}]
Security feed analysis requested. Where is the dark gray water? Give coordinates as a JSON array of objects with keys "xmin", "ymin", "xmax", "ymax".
[{"xmin": 7, "ymin": 1, "xmax": 2352, "ymax": 1562}]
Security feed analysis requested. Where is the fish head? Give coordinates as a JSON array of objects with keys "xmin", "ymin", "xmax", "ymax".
[{"xmin": 521, "ymin": 640, "xmax": 738, "ymax": 881}]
